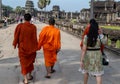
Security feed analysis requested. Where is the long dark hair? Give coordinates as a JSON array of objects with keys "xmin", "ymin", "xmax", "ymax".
[{"xmin": 87, "ymin": 19, "xmax": 99, "ymax": 47}]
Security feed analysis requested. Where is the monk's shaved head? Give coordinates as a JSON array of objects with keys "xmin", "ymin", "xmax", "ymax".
[
  {"xmin": 24, "ymin": 13, "xmax": 32, "ymax": 21},
  {"xmin": 49, "ymin": 17, "xmax": 55, "ymax": 25}
]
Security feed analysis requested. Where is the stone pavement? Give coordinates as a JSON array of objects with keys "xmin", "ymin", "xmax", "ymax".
[{"xmin": 0, "ymin": 21, "xmax": 120, "ymax": 84}]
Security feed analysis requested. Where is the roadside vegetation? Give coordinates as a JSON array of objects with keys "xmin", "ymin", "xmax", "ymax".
[{"xmin": 101, "ymin": 25, "xmax": 120, "ymax": 30}]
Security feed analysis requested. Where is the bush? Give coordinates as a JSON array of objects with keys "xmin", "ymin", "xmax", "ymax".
[{"xmin": 0, "ymin": 20, "xmax": 4, "ymax": 23}]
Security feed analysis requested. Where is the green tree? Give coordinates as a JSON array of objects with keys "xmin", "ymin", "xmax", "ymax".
[
  {"xmin": 2, "ymin": 5, "xmax": 13, "ymax": 17},
  {"xmin": 14, "ymin": 6, "xmax": 23, "ymax": 15},
  {"xmin": 38, "ymin": 0, "xmax": 51, "ymax": 10}
]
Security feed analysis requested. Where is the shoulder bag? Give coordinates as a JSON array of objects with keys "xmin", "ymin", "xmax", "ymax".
[{"xmin": 99, "ymin": 35, "xmax": 109, "ymax": 66}]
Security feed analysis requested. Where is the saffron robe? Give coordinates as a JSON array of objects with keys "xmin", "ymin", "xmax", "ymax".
[
  {"xmin": 38, "ymin": 25, "xmax": 61, "ymax": 67},
  {"xmin": 13, "ymin": 22, "xmax": 38, "ymax": 75},
  {"xmin": 80, "ymin": 24, "xmax": 90, "ymax": 49}
]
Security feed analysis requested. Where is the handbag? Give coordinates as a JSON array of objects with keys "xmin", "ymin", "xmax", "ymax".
[
  {"xmin": 102, "ymin": 52, "xmax": 109, "ymax": 66},
  {"xmin": 99, "ymin": 35, "xmax": 109, "ymax": 66}
]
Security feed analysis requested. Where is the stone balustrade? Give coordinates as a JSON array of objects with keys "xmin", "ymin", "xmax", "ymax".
[
  {"xmin": 0, "ymin": 23, "xmax": 3, "ymax": 28},
  {"xmin": 55, "ymin": 20, "xmax": 120, "ymax": 49}
]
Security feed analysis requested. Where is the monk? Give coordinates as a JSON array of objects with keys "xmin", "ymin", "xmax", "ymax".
[
  {"xmin": 38, "ymin": 17, "xmax": 61, "ymax": 78},
  {"xmin": 80, "ymin": 20, "xmax": 104, "ymax": 52},
  {"xmin": 13, "ymin": 13, "xmax": 38, "ymax": 84}
]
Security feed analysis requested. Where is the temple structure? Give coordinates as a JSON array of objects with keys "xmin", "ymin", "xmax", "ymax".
[
  {"xmin": 80, "ymin": 0, "xmax": 120, "ymax": 23},
  {"xmin": 37, "ymin": 5, "xmax": 80, "ymax": 20},
  {"xmin": 5, "ymin": 0, "xmax": 120, "ymax": 24},
  {"xmin": 25, "ymin": 0, "xmax": 36, "ymax": 16}
]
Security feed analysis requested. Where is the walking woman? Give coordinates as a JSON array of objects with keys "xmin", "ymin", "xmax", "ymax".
[{"xmin": 80, "ymin": 19, "xmax": 106, "ymax": 84}]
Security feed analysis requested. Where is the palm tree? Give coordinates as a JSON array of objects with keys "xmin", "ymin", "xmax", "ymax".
[
  {"xmin": 38, "ymin": 0, "xmax": 45, "ymax": 9},
  {"xmin": 15, "ymin": 6, "xmax": 23, "ymax": 15},
  {"xmin": 38, "ymin": 0, "xmax": 51, "ymax": 19},
  {"xmin": 38, "ymin": 0, "xmax": 51, "ymax": 10}
]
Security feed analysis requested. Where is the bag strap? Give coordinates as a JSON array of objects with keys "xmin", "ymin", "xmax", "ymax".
[
  {"xmin": 98, "ymin": 35, "xmax": 105, "ymax": 55},
  {"xmin": 99, "ymin": 35, "xmax": 102, "ymax": 45}
]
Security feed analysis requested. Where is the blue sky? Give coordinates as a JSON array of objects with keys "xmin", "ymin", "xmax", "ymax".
[{"xmin": 2, "ymin": 0, "xmax": 90, "ymax": 12}]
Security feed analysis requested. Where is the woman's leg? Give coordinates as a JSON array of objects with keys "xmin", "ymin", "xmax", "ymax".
[
  {"xmin": 96, "ymin": 76, "xmax": 102, "ymax": 84},
  {"xmin": 84, "ymin": 73, "xmax": 89, "ymax": 84}
]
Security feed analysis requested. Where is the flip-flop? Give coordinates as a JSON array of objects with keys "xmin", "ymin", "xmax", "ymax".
[
  {"xmin": 45, "ymin": 75, "xmax": 51, "ymax": 79},
  {"xmin": 51, "ymin": 69, "xmax": 56, "ymax": 73},
  {"xmin": 28, "ymin": 75, "xmax": 33, "ymax": 80}
]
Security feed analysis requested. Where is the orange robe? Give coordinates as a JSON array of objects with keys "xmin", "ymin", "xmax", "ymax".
[
  {"xmin": 13, "ymin": 22, "xmax": 38, "ymax": 75},
  {"xmin": 38, "ymin": 25, "xmax": 61, "ymax": 67},
  {"xmin": 80, "ymin": 24, "xmax": 90, "ymax": 49}
]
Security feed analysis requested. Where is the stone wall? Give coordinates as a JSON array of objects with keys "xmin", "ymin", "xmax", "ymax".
[{"xmin": 55, "ymin": 20, "xmax": 120, "ymax": 49}]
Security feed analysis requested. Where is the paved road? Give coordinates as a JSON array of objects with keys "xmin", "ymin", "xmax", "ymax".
[{"xmin": 0, "ymin": 21, "xmax": 120, "ymax": 84}]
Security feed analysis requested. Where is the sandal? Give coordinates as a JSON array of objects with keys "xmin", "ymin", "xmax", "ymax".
[
  {"xmin": 51, "ymin": 69, "xmax": 56, "ymax": 73},
  {"xmin": 45, "ymin": 75, "xmax": 51, "ymax": 79},
  {"xmin": 23, "ymin": 79, "xmax": 28, "ymax": 84},
  {"xmin": 28, "ymin": 75, "xmax": 33, "ymax": 80},
  {"xmin": 45, "ymin": 73, "xmax": 51, "ymax": 79}
]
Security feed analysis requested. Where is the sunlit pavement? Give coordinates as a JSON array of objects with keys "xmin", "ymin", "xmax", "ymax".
[{"xmin": 0, "ymin": 21, "xmax": 120, "ymax": 84}]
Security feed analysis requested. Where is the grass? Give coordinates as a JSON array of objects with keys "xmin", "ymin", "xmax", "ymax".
[
  {"xmin": 100, "ymin": 26, "xmax": 120, "ymax": 48},
  {"xmin": 107, "ymin": 39, "xmax": 120, "ymax": 48},
  {"xmin": 116, "ymin": 40, "xmax": 120, "ymax": 48},
  {"xmin": 100, "ymin": 26, "xmax": 120, "ymax": 30}
]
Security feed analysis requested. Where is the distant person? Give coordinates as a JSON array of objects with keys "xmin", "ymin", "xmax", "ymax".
[
  {"xmin": 31, "ymin": 17, "xmax": 34, "ymax": 23},
  {"xmin": 80, "ymin": 19, "xmax": 106, "ymax": 84},
  {"xmin": 38, "ymin": 17, "xmax": 61, "ymax": 78},
  {"xmin": 20, "ymin": 18, "xmax": 23, "ymax": 23},
  {"xmin": 4, "ymin": 17, "xmax": 7, "ymax": 27},
  {"xmin": 13, "ymin": 13, "xmax": 38, "ymax": 84},
  {"xmin": 16, "ymin": 16, "xmax": 19, "ymax": 23}
]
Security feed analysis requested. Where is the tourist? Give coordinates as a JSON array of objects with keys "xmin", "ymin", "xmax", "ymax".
[
  {"xmin": 13, "ymin": 13, "xmax": 38, "ymax": 84},
  {"xmin": 38, "ymin": 17, "xmax": 61, "ymax": 78},
  {"xmin": 80, "ymin": 20, "xmax": 104, "ymax": 53},
  {"xmin": 80, "ymin": 19, "xmax": 106, "ymax": 84},
  {"xmin": 20, "ymin": 18, "xmax": 23, "ymax": 23},
  {"xmin": 4, "ymin": 17, "xmax": 7, "ymax": 27}
]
